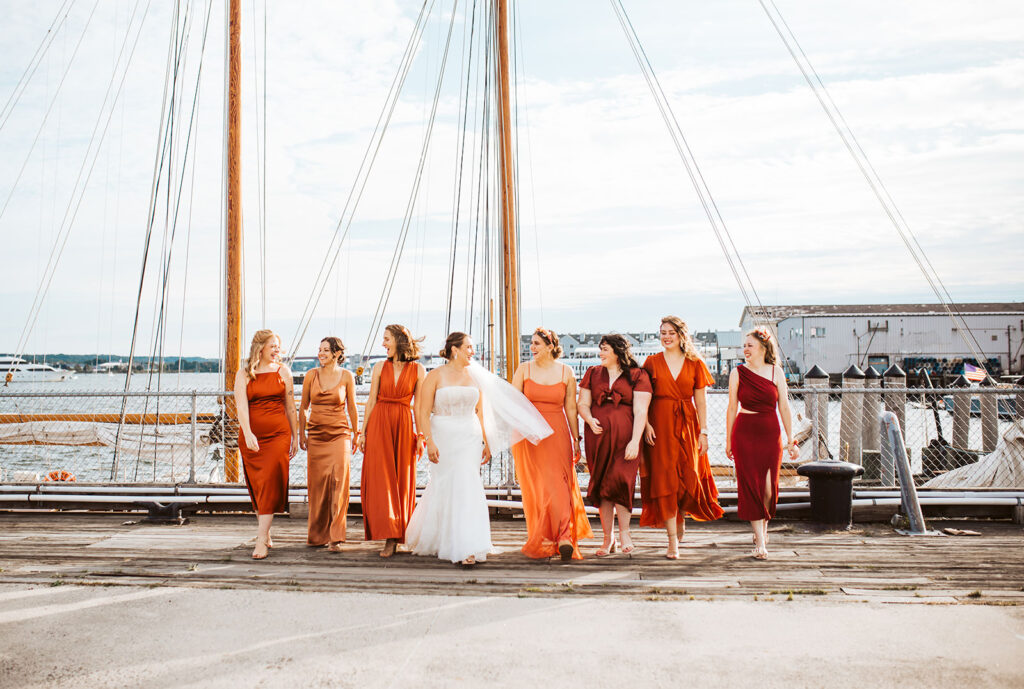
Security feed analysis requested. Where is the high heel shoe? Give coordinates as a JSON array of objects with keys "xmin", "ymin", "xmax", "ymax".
[
  {"xmin": 558, "ymin": 541, "xmax": 574, "ymax": 562},
  {"xmin": 595, "ymin": 541, "xmax": 617, "ymax": 557}
]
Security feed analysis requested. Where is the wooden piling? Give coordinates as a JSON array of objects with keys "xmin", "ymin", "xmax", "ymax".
[
  {"xmin": 840, "ymin": 364, "xmax": 865, "ymax": 464},
  {"xmin": 883, "ymin": 364, "xmax": 906, "ymax": 442},
  {"xmin": 804, "ymin": 365, "xmax": 829, "ymax": 460},
  {"xmin": 950, "ymin": 375, "xmax": 971, "ymax": 450},
  {"xmin": 861, "ymin": 366, "xmax": 881, "ymax": 452},
  {"xmin": 979, "ymin": 376, "xmax": 999, "ymax": 453}
]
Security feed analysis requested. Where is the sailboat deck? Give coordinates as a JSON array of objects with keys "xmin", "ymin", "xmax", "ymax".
[{"xmin": 0, "ymin": 512, "xmax": 1021, "ymax": 603}]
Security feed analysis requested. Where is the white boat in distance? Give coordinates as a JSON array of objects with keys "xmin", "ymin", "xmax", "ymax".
[{"xmin": 0, "ymin": 357, "xmax": 73, "ymax": 383}]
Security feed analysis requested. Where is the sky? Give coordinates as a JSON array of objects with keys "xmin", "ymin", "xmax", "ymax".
[{"xmin": 0, "ymin": 0, "xmax": 1021, "ymax": 360}]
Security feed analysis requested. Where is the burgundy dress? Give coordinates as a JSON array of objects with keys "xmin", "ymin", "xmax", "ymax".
[
  {"xmin": 581, "ymin": 366, "xmax": 652, "ymax": 508},
  {"xmin": 731, "ymin": 365, "xmax": 782, "ymax": 521}
]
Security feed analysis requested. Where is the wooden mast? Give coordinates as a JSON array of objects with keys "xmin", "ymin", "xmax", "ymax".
[
  {"xmin": 495, "ymin": 0, "xmax": 519, "ymax": 382},
  {"xmin": 224, "ymin": 0, "xmax": 243, "ymax": 482}
]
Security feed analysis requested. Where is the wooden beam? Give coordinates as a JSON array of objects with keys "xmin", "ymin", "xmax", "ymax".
[
  {"xmin": 495, "ymin": 0, "xmax": 519, "ymax": 382},
  {"xmin": 224, "ymin": 0, "xmax": 243, "ymax": 482}
]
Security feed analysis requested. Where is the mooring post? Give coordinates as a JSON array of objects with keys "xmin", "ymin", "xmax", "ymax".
[
  {"xmin": 804, "ymin": 365, "xmax": 829, "ymax": 460},
  {"xmin": 951, "ymin": 374, "xmax": 971, "ymax": 450},
  {"xmin": 980, "ymin": 375, "xmax": 999, "ymax": 453},
  {"xmin": 862, "ymin": 366, "xmax": 881, "ymax": 452},
  {"xmin": 840, "ymin": 364, "xmax": 865, "ymax": 464}
]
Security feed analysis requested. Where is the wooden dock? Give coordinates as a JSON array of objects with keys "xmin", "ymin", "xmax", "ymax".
[{"xmin": 0, "ymin": 513, "xmax": 1021, "ymax": 604}]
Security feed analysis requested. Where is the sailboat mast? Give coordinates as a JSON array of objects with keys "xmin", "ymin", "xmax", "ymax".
[
  {"xmin": 495, "ymin": 0, "xmax": 520, "ymax": 382},
  {"xmin": 224, "ymin": 0, "xmax": 243, "ymax": 483}
]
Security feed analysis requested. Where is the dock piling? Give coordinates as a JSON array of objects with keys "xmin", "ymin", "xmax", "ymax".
[{"xmin": 840, "ymin": 364, "xmax": 865, "ymax": 464}]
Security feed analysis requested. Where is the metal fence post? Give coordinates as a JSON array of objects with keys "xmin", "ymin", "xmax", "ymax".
[
  {"xmin": 980, "ymin": 376, "xmax": 999, "ymax": 453},
  {"xmin": 950, "ymin": 375, "xmax": 971, "ymax": 450},
  {"xmin": 805, "ymin": 365, "xmax": 829, "ymax": 460},
  {"xmin": 840, "ymin": 364, "xmax": 864, "ymax": 464},
  {"xmin": 189, "ymin": 390, "xmax": 198, "ymax": 484}
]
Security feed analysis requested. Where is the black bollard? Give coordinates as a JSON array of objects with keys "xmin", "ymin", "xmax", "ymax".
[{"xmin": 796, "ymin": 460, "xmax": 865, "ymax": 529}]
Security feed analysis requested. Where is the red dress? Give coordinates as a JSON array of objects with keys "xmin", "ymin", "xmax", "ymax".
[
  {"xmin": 361, "ymin": 361, "xmax": 419, "ymax": 542},
  {"xmin": 581, "ymin": 366, "xmax": 651, "ymax": 508},
  {"xmin": 640, "ymin": 353, "xmax": 723, "ymax": 526},
  {"xmin": 731, "ymin": 365, "xmax": 783, "ymax": 521},
  {"xmin": 512, "ymin": 366, "xmax": 593, "ymax": 559},
  {"xmin": 240, "ymin": 371, "xmax": 291, "ymax": 515}
]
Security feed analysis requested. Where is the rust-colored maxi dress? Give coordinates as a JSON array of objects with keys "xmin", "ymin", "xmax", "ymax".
[
  {"xmin": 512, "ymin": 365, "xmax": 593, "ymax": 559},
  {"xmin": 305, "ymin": 369, "xmax": 352, "ymax": 545},
  {"xmin": 640, "ymin": 353, "xmax": 723, "ymax": 526},
  {"xmin": 581, "ymin": 366, "xmax": 652, "ymax": 508},
  {"xmin": 361, "ymin": 361, "xmax": 419, "ymax": 542},
  {"xmin": 731, "ymin": 364, "xmax": 783, "ymax": 521},
  {"xmin": 240, "ymin": 371, "xmax": 291, "ymax": 515}
]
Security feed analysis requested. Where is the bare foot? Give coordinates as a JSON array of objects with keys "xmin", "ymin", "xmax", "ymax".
[
  {"xmin": 460, "ymin": 555, "xmax": 477, "ymax": 567},
  {"xmin": 379, "ymin": 539, "xmax": 398, "ymax": 558}
]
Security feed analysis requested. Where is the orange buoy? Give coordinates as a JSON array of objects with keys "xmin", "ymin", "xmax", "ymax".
[{"xmin": 44, "ymin": 470, "xmax": 76, "ymax": 482}]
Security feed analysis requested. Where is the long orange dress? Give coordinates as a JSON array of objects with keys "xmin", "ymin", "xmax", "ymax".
[
  {"xmin": 240, "ymin": 371, "xmax": 291, "ymax": 515},
  {"xmin": 305, "ymin": 369, "xmax": 351, "ymax": 545},
  {"xmin": 512, "ymin": 365, "xmax": 593, "ymax": 560},
  {"xmin": 640, "ymin": 353, "xmax": 723, "ymax": 526},
  {"xmin": 360, "ymin": 360, "xmax": 419, "ymax": 542}
]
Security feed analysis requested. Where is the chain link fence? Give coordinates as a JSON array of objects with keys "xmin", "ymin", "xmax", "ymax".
[{"xmin": 1, "ymin": 384, "xmax": 1021, "ymax": 491}]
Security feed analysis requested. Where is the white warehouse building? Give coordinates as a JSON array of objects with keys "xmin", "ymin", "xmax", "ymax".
[{"xmin": 739, "ymin": 303, "xmax": 1024, "ymax": 377}]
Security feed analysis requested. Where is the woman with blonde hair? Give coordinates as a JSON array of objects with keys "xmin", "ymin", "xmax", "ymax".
[
  {"xmin": 511, "ymin": 328, "xmax": 593, "ymax": 561},
  {"xmin": 358, "ymin": 324, "xmax": 426, "ymax": 558},
  {"xmin": 233, "ymin": 329, "xmax": 298, "ymax": 560},
  {"xmin": 726, "ymin": 326, "xmax": 799, "ymax": 559},
  {"xmin": 641, "ymin": 316, "xmax": 723, "ymax": 559},
  {"xmin": 299, "ymin": 336, "xmax": 357, "ymax": 552}
]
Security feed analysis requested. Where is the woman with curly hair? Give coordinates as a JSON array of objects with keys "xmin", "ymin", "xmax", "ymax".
[
  {"xmin": 641, "ymin": 316, "xmax": 723, "ymax": 559},
  {"xmin": 726, "ymin": 327, "xmax": 799, "ymax": 560},
  {"xmin": 358, "ymin": 324, "xmax": 426, "ymax": 558},
  {"xmin": 511, "ymin": 328, "xmax": 593, "ymax": 561},
  {"xmin": 578, "ymin": 334, "xmax": 652, "ymax": 556}
]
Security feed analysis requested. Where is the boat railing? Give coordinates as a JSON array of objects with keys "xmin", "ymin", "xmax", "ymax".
[{"xmin": 0, "ymin": 385, "xmax": 1022, "ymax": 493}]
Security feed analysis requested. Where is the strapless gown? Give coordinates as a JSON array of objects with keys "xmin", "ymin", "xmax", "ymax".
[{"xmin": 405, "ymin": 386, "xmax": 494, "ymax": 563}]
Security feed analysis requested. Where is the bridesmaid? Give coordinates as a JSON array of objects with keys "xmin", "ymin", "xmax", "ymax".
[
  {"xmin": 233, "ymin": 329, "xmax": 298, "ymax": 560},
  {"xmin": 357, "ymin": 324, "xmax": 426, "ymax": 558},
  {"xmin": 641, "ymin": 316, "xmax": 723, "ymax": 559},
  {"xmin": 299, "ymin": 336, "xmax": 357, "ymax": 552},
  {"xmin": 511, "ymin": 328, "xmax": 593, "ymax": 561},
  {"xmin": 726, "ymin": 326, "xmax": 799, "ymax": 560},
  {"xmin": 578, "ymin": 334, "xmax": 652, "ymax": 556}
]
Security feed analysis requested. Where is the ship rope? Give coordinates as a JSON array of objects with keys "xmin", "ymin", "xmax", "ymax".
[
  {"xmin": 609, "ymin": 0, "xmax": 787, "ymax": 369},
  {"xmin": 0, "ymin": 0, "xmax": 77, "ymax": 135},
  {"xmin": 284, "ymin": 0, "xmax": 436, "ymax": 363},
  {"xmin": 757, "ymin": 0, "xmax": 995, "ymax": 378}
]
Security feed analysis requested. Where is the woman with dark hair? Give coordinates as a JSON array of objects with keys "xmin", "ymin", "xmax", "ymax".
[
  {"xmin": 511, "ymin": 328, "xmax": 593, "ymax": 561},
  {"xmin": 299, "ymin": 337, "xmax": 357, "ymax": 552},
  {"xmin": 641, "ymin": 316, "xmax": 723, "ymax": 559},
  {"xmin": 726, "ymin": 326, "xmax": 798, "ymax": 559},
  {"xmin": 233, "ymin": 329, "xmax": 298, "ymax": 560},
  {"xmin": 408, "ymin": 332, "xmax": 551, "ymax": 565},
  {"xmin": 358, "ymin": 324, "xmax": 425, "ymax": 558},
  {"xmin": 578, "ymin": 334, "xmax": 652, "ymax": 556}
]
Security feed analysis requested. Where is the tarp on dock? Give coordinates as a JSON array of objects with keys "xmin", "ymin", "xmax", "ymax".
[{"xmin": 923, "ymin": 420, "xmax": 1024, "ymax": 488}]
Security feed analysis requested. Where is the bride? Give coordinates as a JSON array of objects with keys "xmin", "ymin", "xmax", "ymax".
[{"xmin": 407, "ymin": 332, "xmax": 552, "ymax": 565}]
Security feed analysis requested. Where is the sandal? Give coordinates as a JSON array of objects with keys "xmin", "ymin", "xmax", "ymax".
[
  {"xmin": 252, "ymin": 538, "xmax": 269, "ymax": 560},
  {"xmin": 379, "ymin": 538, "xmax": 398, "ymax": 559},
  {"xmin": 595, "ymin": 541, "xmax": 617, "ymax": 557}
]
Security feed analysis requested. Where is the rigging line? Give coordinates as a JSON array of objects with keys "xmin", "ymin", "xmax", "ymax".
[
  {"xmin": 0, "ymin": 0, "xmax": 76, "ymax": 133},
  {"xmin": 759, "ymin": 0, "xmax": 994, "ymax": 374},
  {"xmin": 285, "ymin": 0, "xmax": 436, "ymax": 360},
  {"xmin": 462, "ymin": 0, "xmax": 485, "ymax": 330},
  {"xmin": 467, "ymin": 0, "xmax": 492, "ymax": 332},
  {"xmin": 0, "ymin": 0, "xmax": 103, "ymax": 225},
  {"xmin": 262, "ymin": 0, "xmax": 268, "ymax": 333},
  {"xmin": 445, "ymin": 0, "xmax": 480, "ymax": 333},
  {"xmin": 361, "ymin": 0, "xmax": 462, "ymax": 359},
  {"xmin": 611, "ymin": 0, "xmax": 792, "ymax": 370},
  {"xmin": 250, "ymin": 0, "xmax": 266, "ymax": 328},
  {"xmin": 8, "ymin": 0, "xmax": 152, "ymax": 372}
]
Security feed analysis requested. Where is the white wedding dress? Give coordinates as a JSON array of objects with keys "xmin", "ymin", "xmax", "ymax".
[{"xmin": 405, "ymin": 385, "xmax": 494, "ymax": 563}]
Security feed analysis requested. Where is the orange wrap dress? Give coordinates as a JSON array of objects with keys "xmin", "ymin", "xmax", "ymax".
[
  {"xmin": 511, "ymin": 365, "xmax": 593, "ymax": 560},
  {"xmin": 640, "ymin": 353, "xmax": 723, "ymax": 526},
  {"xmin": 240, "ymin": 371, "xmax": 291, "ymax": 515},
  {"xmin": 305, "ymin": 369, "xmax": 352, "ymax": 545},
  {"xmin": 360, "ymin": 360, "xmax": 419, "ymax": 542}
]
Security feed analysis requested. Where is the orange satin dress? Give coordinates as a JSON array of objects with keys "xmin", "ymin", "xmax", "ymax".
[
  {"xmin": 640, "ymin": 353, "xmax": 723, "ymax": 526},
  {"xmin": 512, "ymin": 365, "xmax": 593, "ymax": 560},
  {"xmin": 360, "ymin": 360, "xmax": 419, "ymax": 542},
  {"xmin": 305, "ymin": 369, "xmax": 352, "ymax": 545},
  {"xmin": 240, "ymin": 371, "xmax": 291, "ymax": 515}
]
